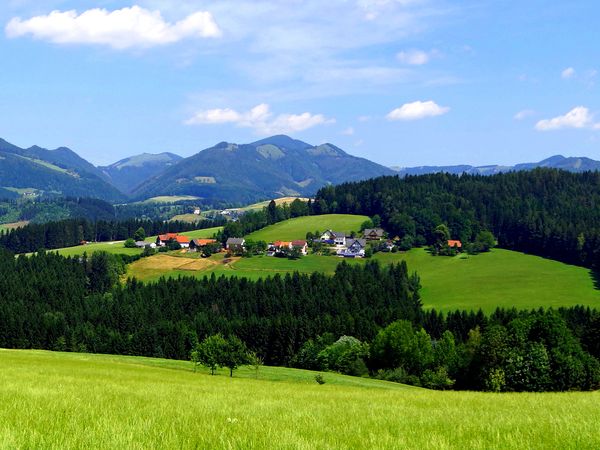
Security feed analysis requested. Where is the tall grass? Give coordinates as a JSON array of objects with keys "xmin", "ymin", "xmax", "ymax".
[{"xmin": 1, "ymin": 349, "xmax": 598, "ymax": 449}]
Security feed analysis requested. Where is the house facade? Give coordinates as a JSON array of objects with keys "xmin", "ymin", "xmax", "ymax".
[
  {"xmin": 156, "ymin": 233, "xmax": 190, "ymax": 248},
  {"xmin": 226, "ymin": 238, "xmax": 246, "ymax": 253},
  {"xmin": 363, "ymin": 228, "xmax": 385, "ymax": 240},
  {"xmin": 291, "ymin": 240, "xmax": 308, "ymax": 255},
  {"xmin": 337, "ymin": 239, "xmax": 367, "ymax": 258},
  {"xmin": 319, "ymin": 230, "xmax": 347, "ymax": 246}
]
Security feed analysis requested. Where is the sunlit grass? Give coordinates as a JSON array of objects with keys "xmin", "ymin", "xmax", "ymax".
[{"xmin": 0, "ymin": 349, "xmax": 598, "ymax": 449}]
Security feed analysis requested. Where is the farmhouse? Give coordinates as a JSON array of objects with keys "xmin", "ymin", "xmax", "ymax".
[
  {"xmin": 363, "ymin": 228, "xmax": 385, "ymax": 240},
  {"xmin": 448, "ymin": 240, "xmax": 462, "ymax": 249},
  {"xmin": 338, "ymin": 239, "xmax": 367, "ymax": 258},
  {"xmin": 319, "ymin": 230, "xmax": 347, "ymax": 246},
  {"xmin": 226, "ymin": 238, "xmax": 246, "ymax": 252},
  {"xmin": 292, "ymin": 240, "xmax": 308, "ymax": 255},
  {"xmin": 156, "ymin": 233, "xmax": 190, "ymax": 248},
  {"xmin": 189, "ymin": 238, "xmax": 218, "ymax": 252}
]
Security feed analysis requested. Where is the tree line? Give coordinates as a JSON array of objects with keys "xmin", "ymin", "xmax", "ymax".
[
  {"xmin": 0, "ymin": 248, "xmax": 597, "ymax": 391},
  {"xmin": 313, "ymin": 169, "xmax": 600, "ymax": 269},
  {"xmin": 0, "ymin": 217, "xmax": 224, "ymax": 254}
]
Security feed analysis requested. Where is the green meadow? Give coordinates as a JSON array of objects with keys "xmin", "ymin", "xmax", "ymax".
[
  {"xmin": 246, "ymin": 214, "xmax": 368, "ymax": 241},
  {"xmin": 127, "ymin": 248, "xmax": 599, "ymax": 312},
  {"xmin": 0, "ymin": 349, "xmax": 598, "ymax": 449},
  {"xmin": 46, "ymin": 241, "xmax": 143, "ymax": 257}
]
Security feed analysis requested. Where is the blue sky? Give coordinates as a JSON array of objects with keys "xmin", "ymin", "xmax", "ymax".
[{"xmin": 0, "ymin": 0, "xmax": 599, "ymax": 167}]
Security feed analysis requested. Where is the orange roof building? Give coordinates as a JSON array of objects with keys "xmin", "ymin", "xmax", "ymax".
[{"xmin": 447, "ymin": 240, "xmax": 462, "ymax": 248}]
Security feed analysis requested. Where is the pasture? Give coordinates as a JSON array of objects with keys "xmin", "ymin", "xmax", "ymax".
[
  {"xmin": 127, "ymin": 248, "xmax": 599, "ymax": 312},
  {"xmin": 0, "ymin": 349, "xmax": 598, "ymax": 449},
  {"xmin": 246, "ymin": 214, "xmax": 368, "ymax": 242}
]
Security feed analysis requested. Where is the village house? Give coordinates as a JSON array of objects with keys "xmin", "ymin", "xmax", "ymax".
[
  {"xmin": 267, "ymin": 241, "xmax": 292, "ymax": 256},
  {"xmin": 337, "ymin": 238, "xmax": 367, "ymax": 258},
  {"xmin": 156, "ymin": 233, "xmax": 190, "ymax": 248},
  {"xmin": 226, "ymin": 237, "xmax": 246, "ymax": 253},
  {"xmin": 292, "ymin": 240, "xmax": 308, "ymax": 256},
  {"xmin": 189, "ymin": 238, "xmax": 218, "ymax": 252},
  {"xmin": 319, "ymin": 230, "xmax": 347, "ymax": 247},
  {"xmin": 363, "ymin": 228, "xmax": 385, "ymax": 241}
]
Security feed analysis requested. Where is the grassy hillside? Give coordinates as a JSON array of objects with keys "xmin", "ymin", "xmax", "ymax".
[
  {"xmin": 1, "ymin": 349, "xmax": 598, "ymax": 449},
  {"xmin": 47, "ymin": 241, "xmax": 143, "ymax": 258},
  {"xmin": 127, "ymin": 248, "xmax": 599, "ymax": 312},
  {"xmin": 40, "ymin": 227, "xmax": 224, "ymax": 258},
  {"xmin": 246, "ymin": 214, "xmax": 368, "ymax": 242}
]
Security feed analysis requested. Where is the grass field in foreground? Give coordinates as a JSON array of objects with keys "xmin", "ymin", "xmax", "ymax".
[
  {"xmin": 1, "ymin": 349, "xmax": 598, "ymax": 449},
  {"xmin": 246, "ymin": 214, "xmax": 368, "ymax": 242},
  {"xmin": 127, "ymin": 248, "xmax": 599, "ymax": 312}
]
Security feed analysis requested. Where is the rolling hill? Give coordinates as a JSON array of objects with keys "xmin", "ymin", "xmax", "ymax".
[
  {"xmin": 2, "ymin": 349, "xmax": 598, "ymax": 449},
  {"xmin": 132, "ymin": 135, "xmax": 395, "ymax": 203},
  {"xmin": 0, "ymin": 138, "xmax": 125, "ymax": 202},
  {"xmin": 100, "ymin": 152, "xmax": 182, "ymax": 194}
]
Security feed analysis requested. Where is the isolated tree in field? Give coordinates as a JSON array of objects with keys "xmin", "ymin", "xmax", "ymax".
[
  {"xmin": 124, "ymin": 238, "xmax": 136, "ymax": 248},
  {"xmin": 193, "ymin": 334, "xmax": 228, "ymax": 375},
  {"xmin": 133, "ymin": 227, "xmax": 146, "ymax": 242},
  {"xmin": 248, "ymin": 351, "xmax": 264, "ymax": 379},
  {"xmin": 222, "ymin": 335, "xmax": 250, "ymax": 377}
]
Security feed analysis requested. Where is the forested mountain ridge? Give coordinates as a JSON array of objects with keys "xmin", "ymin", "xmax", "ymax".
[
  {"xmin": 99, "ymin": 152, "xmax": 182, "ymax": 194},
  {"xmin": 314, "ymin": 169, "xmax": 600, "ymax": 269},
  {"xmin": 0, "ymin": 138, "xmax": 125, "ymax": 202},
  {"xmin": 131, "ymin": 135, "xmax": 396, "ymax": 203}
]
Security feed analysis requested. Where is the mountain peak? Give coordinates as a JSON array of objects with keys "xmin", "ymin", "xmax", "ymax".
[{"xmin": 251, "ymin": 135, "xmax": 312, "ymax": 151}]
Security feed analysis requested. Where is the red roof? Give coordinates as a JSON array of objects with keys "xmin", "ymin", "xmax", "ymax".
[
  {"xmin": 273, "ymin": 241, "xmax": 292, "ymax": 248},
  {"xmin": 192, "ymin": 238, "xmax": 216, "ymax": 246},
  {"xmin": 158, "ymin": 233, "xmax": 180, "ymax": 241},
  {"xmin": 176, "ymin": 235, "xmax": 190, "ymax": 244},
  {"xmin": 292, "ymin": 240, "xmax": 307, "ymax": 247},
  {"xmin": 448, "ymin": 240, "xmax": 462, "ymax": 248}
]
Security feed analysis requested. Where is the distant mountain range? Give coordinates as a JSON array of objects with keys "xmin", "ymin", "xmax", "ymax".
[
  {"xmin": 2, "ymin": 134, "xmax": 600, "ymax": 205},
  {"xmin": 130, "ymin": 135, "xmax": 396, "ymax": 203},
  {"xmin": 390, "ymin": 155, "xmax": 600, "ymax": 176},
  {"xmin": 0, "ymin": 138, "xmax": 124, "ymax": 202},
  {"xmin": 100, "ymin": 152, "xmax": 182, "ymax": 194}
]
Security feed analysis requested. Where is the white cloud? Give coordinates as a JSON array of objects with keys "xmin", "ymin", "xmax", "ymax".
[
  {"xmin": 358, "ymin": 115, "xmax": 371, "ymax": 122},
  {"xmin": 5, "ymin": 6, "xmax": 221, "ymax": 49},
  {"xmin": 514, "ymin": 109, "xmax": 535, "ymax": 120},
  {"xmin": 386, "ymin": 100, "xmax": 449, "ymax": 121},
  {"xmin": 561, "ymin": 67, "xmax": 575, "ymax": 79},
  {"xmin": 396, "ymin": 49, "xmax": 431, "ymax": 65},
  {"xmin": 341, "ymin": 127, "xmax": 355, "ymax": 135},
  {"xmin": 535, "ymin": 106, "xmax": 599, "ymax": 131},
  {"xmin": 185, "ymin": 103, "xmax": 335, "ymax": 135}
]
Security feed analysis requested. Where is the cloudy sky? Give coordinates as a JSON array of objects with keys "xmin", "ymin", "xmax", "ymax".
[{"xmin": 1, "ymin": 0, "xmax": 599, "ymax": 166}]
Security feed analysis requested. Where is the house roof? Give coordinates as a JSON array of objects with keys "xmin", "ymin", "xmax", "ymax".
[
  {"xmin": 158, "ymin": 232, "xmax": 180, "ymax": 241},
  {"xmin": 346, "ymin": 238, "xmax": 367, "ymax": 248},
  {"xmin": 191, "ymin": 238, "xmax": 217, "ymax": 246},
  {"xmin": 448, "ymin": 240, "xmax": 462, "ymax": 248},
  {"xmin": 292, "ymin": 240, "xmax": 307, "ymax": 247},
  {"xmin": 226, "ymin": 237, "xmax": 245, "ymax": 245},
  {"xmin": 363, "ymin": 228, "xmax": 385, "ymax": 237},
  {"xmin": 175, "ymin": 235, "xmax": 190, "ymax": 244},
  {"xmin": 273, "ymin": 241, "xmax": 292, "ymax": 248}
]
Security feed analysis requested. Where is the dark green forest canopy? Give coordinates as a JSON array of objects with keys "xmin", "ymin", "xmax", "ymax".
[
  {"xmin": 0, "ymin": 249, "xmax": 598, "ymax": 392},
  {"xmin": 314, "ymin": 169, "xmax": 600, "ymax": 268}
]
